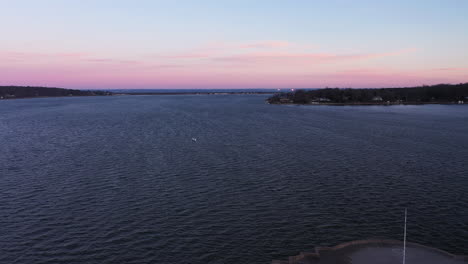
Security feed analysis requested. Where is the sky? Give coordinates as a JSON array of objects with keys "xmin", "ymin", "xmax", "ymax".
[{"xmin": 1, "ymin": 0, "xmax": 468, "ymax": 89}]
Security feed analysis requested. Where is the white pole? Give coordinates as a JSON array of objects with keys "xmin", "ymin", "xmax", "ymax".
[{"xmin": 403, "ymin": 208, "xmax": 407, "ymax": 264}]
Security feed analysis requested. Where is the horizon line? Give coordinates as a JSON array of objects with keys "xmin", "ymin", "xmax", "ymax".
[{"xmin": 2, "ymin": 82, "xmax": 468, "ymax": 91}]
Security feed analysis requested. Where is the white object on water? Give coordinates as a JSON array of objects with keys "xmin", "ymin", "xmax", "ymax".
[
  {"xmin": 192, "ymin": 138, "xmax": 197, "ymax": 142},
  {"xmin": 403, "ymin": 208, "xmax": 407, "ymax": 264}
]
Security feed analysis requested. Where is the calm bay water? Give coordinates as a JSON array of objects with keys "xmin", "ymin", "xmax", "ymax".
[{"xmin": 1, "ymin": 95, "xmax": 467, "ymax": 264}]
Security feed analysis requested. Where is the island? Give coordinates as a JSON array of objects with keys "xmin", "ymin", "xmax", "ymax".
[
  {"xmin": 0, "ymin": 86, "xmax": 113, "ymax": 99},
  {"xmin": 267, "ymin": 83, "xmax": 468, "ymax": 105}
]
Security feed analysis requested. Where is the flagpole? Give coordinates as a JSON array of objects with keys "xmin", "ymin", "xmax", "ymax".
[{"xmin": 403, "ymin": 208, "xmax": 407, "ymax": 264}]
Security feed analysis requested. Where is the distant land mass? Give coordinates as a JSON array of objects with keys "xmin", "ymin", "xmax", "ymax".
[
  {"xmin": 0, "ymin": 86, "xmax": 277, "ymax": 100},
  {"xmin": 108, "ymin": 89, "xmax": 278, "ymax": 94},
  {"xmin": 0, "ymin": 86, "xmax": 112, "ymax": 99},
  {"xmin": 267, "ymin": 83, "xmax": 468, "ymax": 105},
  {"xmin": 3, "ymin": 84, "xmax": 468, "ymax": 104}
]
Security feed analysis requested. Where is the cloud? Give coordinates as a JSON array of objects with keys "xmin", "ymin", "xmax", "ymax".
[
  {"xmin": 210, "ymin": 48, "xmax": 417, "ymax": 66},
  {"xmin": 237, "ymin": 41, "xmax": 291, "ymax": 49},
  {"xmin": 149, "ymin": 41, "xmax": 417, "ymax": 68},
  {"xmin": 55, "ymin": 52, "xmax": 88, "ymax": 58},
  {"xmin": 86, "ymin": 58, "xmax": 114, "ymax": 63},
  {"xmin": 1, "ymin": 43, "xmax": 435, "ymax": 89},
  {"xmin": 154, "ymin": 52, "xmax": 212, "ymax": 59},
  {"xmin": 86, "ymin": 58, "xmax": 141, "ymax": 64},
  {"xmin": 0, "ymin": 51, "xmax": 89, "ymax": 62},
  {"xmin": 432, "ymin": 67, "xmax": 468, "ymax": 72},
  {"xmin": 150, "ymin": 41, "xmax": 297, "ymax": 59},
  {"xmin": 2, "ymin": 62, "xmax": 465, "ymax": 90},
  {"xmin": 200, "ymin": 40, "xmax": 293, "ymax": 51},
  {"xmin": 0, "ymin": 51, "xmax": 145, "ymax": 66},
  {"xmin": 0, "ymin": 45, "xmax": 418, "ymax": 74}
]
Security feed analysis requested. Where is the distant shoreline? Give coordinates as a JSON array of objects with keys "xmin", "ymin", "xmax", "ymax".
[
  {"xmin": 0, "ymin": 92, "xmax": 276, "ymax": 101},
  {"xmin": 0, "ymin": 86, "xmax": 112, "ymax": 100},
  {"xmin": 118, "ymin": 91, "xmax": 275, "ymax": 96},
  {"xmin": 0, "ymin": 86, "xmax": 276, "ymax": 100},
  {"xmin": 267, "ymin": 83, "xmax": 468, "ymax": 106},
  {"xmin": 269, "ymin": 101, "xmax": 467, "ymax": 106}
]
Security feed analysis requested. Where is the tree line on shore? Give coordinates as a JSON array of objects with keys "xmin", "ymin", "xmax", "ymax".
[
  {"xmin": 267, "ymin": 83, "xmax": 468, "ymax": 104},
  {"xmin": 0, "ymin": 86, "xmax": 112, "ymax": 99}
]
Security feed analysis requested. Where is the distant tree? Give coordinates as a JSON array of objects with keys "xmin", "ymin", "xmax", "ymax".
[
  {"xmin": 0, "ymin": 86, "xmax": 112, "ymax": 99},
  {"xmin": 267, "ymin": 83, "xmax": 468, "ymax": 104}
]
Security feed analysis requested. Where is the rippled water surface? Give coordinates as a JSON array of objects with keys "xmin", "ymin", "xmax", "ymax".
[{"xmin": 1, "ymin": 95, "xmax": 467, "ymax": 264}]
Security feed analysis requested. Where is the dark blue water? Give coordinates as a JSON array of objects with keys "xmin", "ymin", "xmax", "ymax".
[{"xmin": 1, "ymin": 95, "xmax": 467, "ymax": 264}]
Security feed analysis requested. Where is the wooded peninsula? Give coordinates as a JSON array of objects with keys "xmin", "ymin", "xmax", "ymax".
[
  {"xmin": 0, "ymin": 86, "xmax": 112, "ymax": 99},
  {"xmin": 0, "ymin": 86, "xmax": 272, "ymax": 99},
  {"xmin": 267, "ymin": 83, "xmax": 468, "ymax": 105}
]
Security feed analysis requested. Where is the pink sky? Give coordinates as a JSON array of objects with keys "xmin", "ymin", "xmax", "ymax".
[
  {"xmin": 1, "ymin": 44, "xmax": 466, "ymax": 89},
  {"xmin": 2, "ymin": 1, "xmax": 467, "ymax": 89}
]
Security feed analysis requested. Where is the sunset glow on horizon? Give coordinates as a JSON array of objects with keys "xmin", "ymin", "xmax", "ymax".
[{"xmin": 1, "ymin": 0, "xmax": 468, "ymax": 89}]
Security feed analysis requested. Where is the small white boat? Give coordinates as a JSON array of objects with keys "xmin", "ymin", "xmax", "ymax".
[{"xmin": 191, "ymin": 137, "xmax": 197, "ymax": 142}]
